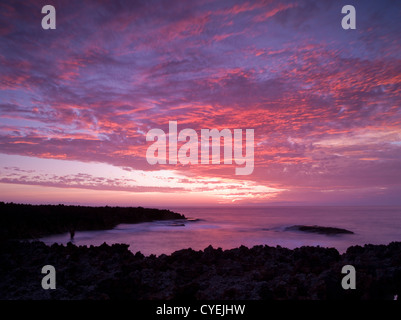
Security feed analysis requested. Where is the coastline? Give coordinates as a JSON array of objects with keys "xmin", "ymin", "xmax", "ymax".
[
  {"xmin": 1, "ymin": 240, "xmax": 400, "ymax": 300},
  {"xmin": 1, "ymin": 203, "xmax": 401, "ymax": 300},
  {"xmin": 0, "ymin": 202, "xmax": 186, "ymax": 240}
]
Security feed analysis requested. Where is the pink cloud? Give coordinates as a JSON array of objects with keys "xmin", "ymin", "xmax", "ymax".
[{"xmin": 0, "ymin": 0, "xmax": 400, "ymax": 205}]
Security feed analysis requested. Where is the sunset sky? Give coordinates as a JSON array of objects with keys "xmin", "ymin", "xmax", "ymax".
[{"xmin": 1, "ymin": 0, "xmax": 400, "ymax": 206}]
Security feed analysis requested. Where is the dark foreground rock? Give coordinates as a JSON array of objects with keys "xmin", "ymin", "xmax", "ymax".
[
  {"xmin": 286, "ymin": 225, "xmax": 354, "ymax": 235},
  {"xmin": 0, "ymin": 202, "xmax": 185, "ymax": 240},
  {"xmin": 1, "ymin": 240, "xmax": 401, "ymax": 300}
]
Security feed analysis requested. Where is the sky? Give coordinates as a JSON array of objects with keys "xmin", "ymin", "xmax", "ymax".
[{"xmin": 0, "ymin": 0, "xmax": 400, "ymax": 206}]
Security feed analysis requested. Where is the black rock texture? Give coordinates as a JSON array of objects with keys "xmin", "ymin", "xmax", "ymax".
[{"xmin": 1, "ymin": 240, "xmax": 401, "ymax": 300}]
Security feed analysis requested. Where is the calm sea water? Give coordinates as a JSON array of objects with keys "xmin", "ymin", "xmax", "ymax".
[{"xmin": 40, "ymin": 206, "xmax": 401, "ymax": 255}]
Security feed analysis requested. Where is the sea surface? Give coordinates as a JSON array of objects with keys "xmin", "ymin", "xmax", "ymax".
[{"xmin": 40, "ymin": 206, "xmax": 401, "ymax": 256}]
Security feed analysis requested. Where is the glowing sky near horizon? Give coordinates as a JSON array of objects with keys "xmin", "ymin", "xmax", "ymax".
[{"xmin": 0, "ymin": 0, "xmax": 401, "ymax": 206}]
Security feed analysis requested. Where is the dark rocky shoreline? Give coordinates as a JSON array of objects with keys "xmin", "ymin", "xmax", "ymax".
[
  {"xmin": 1, "ymin": 202, "xmax": 400, "ymax": 300},
  {"xmin": 1, "ymin": 240, "xmax": 401, "ymax": 300},
  {"xmin": 0, "ymin": 202, "xmax": 185, "ymax": 240}
]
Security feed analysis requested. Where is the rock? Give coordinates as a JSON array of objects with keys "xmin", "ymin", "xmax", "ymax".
[
  {"xmin": 285, "ymin": 225, "xmax": 354, "ymax": 235},
  {"xmin": 0, "ymin": 202, "xmax": 186, "ymax": 240},
  {"xmin": 1, "ymin": 240, "xmax": 401, "ymax": 300}
]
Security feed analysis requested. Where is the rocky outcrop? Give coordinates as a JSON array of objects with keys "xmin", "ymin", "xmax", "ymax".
[
  {"xmin": 0, "ymin": 202, "xmax": 186, "ymax": 240},
  {"xmin": 1, "ymin": 240, "xmax": 400, "ymax": 300},
  {"xmin": 285, "ymin": 225, "xmax": 354, "ymax": 235}
]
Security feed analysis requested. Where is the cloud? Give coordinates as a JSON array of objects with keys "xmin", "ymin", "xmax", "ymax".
[
  {"xmin": 0, "ymin": 155, "xmax": 284, "ymax": 203},
  {"xmin": 0, "ymin": 0, "xmax": 400, "ymax": 204}
]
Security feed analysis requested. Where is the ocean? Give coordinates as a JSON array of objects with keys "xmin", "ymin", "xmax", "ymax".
[{"xmin": 39, "ymin": 206, "xmax": 401, "ymax": 256}]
